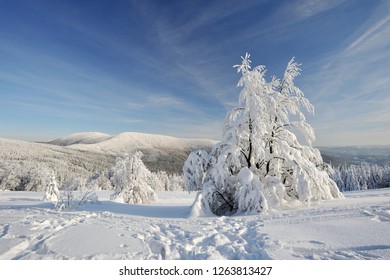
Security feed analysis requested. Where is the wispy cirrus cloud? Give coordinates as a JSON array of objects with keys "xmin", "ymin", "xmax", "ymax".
[
  {"xmin": 345, "ymin": 14, "xmax": 390, "ymax": 54},
  {"xmin": 300, "ymin": 4, "xmax": 390, "ymax": 146},
  {"xmin": 290, "ymin": 0, "xmax": 348, "ymax": 20},
  {"xmin": 147, "ymin": 95, "xmax": 185, "ymax": 107},
  {"xmin": 0, "ymin": 0, "xmax": 388, "ymax": 144}
]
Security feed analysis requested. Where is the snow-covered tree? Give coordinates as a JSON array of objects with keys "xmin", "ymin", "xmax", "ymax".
[
  {"xmin": 148, "ymin": 172, "xmax": 165, "ymax": 192},
  {"xmin": 86, "ymin": 171, "xmax": 112, "ymax": 190},
  {"xmin": 187, "ymin": 53, "xmax": 342, "ymax": 216},
  {"xmin": 157, "ymin": 171, "xmax": 170, "ymax": 191},
  {"xmin": 0, "ymin": 162, "xmax": 28, "ymax": 191},
  {"xmin": 168, "ymin": 173, "xmax": 184, "ymax": 191},
  {"xmin": 25, "ymin": 165, "xmax": 51, "ymax": 191},
  {"xmin": 42, "ymin": 170, "xmax": 60, "ymax": 204},
  {"xmin": 330, "ymin": 163, "xmax": 390, "ymax": 191},
  {"xmin": 183, "ymin": 150, "xmax": 209, "ymax": 192},
  {"xmin": 110, "ymin": 152, "xmax": 157, "ymax": 204}
]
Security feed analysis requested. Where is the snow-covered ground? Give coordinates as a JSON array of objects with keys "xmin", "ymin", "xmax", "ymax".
[{"xmin": 0, "ymin": 188, "xmax": 389, "ymax": 260}]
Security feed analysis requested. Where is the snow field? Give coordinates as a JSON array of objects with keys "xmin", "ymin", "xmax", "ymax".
[{"xmin": 0, "ymin": 189, "xmax": 389, "ymax": 260}]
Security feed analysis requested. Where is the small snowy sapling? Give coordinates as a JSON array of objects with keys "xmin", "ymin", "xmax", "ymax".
[{"xmin": 42, "ymin": 170, "xmax": 60, "ymax": 205}]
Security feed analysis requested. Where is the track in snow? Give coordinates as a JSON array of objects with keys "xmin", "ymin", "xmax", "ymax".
[{"xmin": 0, "ymin": 189, "xmax": 389, "ymax": 260}]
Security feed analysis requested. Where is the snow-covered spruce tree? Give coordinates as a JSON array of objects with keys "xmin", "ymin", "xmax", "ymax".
[
  {"xmin": 183, "ymin": 150, "xmax": 210, "ymax": 192},
  {"xmin": 190, "ymin": 53, "xmax": 342, "ymax": 216},
  {"xmin": 110, "ymin": 151, "xmax": 157, "ymax": 204},
  {"xmin": 42, "ymin": 170, "xmax": 60, "ymax": 204}
]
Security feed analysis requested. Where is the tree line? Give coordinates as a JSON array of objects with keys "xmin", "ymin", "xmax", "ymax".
[{"xmin": 330, "ymin": 163, "xmax": 390, "ymax": 191}]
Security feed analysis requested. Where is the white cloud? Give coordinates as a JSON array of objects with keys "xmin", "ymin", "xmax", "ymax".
[
  {"xmin": 126, "ymin": 102, "xmax": 144, "ymax": 110},
  {"xmin": 292, "ymin": 0, "xmax": 347, "ymax": 20},
  {"xmin": 345, "ymin": 15, "xmax": 390, "ymax": 55},
  {"xmin": 147, "ymin": 95, "xmax": 185, "ymax": 107},
  {"xmin": 298, "ymin": 4, "xmax": 390, "ymax": 146}
]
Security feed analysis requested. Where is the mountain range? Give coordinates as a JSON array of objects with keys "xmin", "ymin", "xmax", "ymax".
[{"xmin": 0, "ymin": 132, "xmax": 216, "ymax": 176}]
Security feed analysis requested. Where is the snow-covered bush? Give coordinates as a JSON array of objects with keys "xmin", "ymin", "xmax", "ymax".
[
  {"xmin": 42, "ymin": 170, "xmax": 60, "ymax": 204},
  {"xmin": 110, "ymin": 152, "xmax": 157, "ymax": 204},
  {"xmin": 56, "ymin": 188, "xmax": 75, "ymax": 211},
  {"xmin": 86, "ymin": 171, "xmax": 113, "ymax": 190},
  {"xmin": 56, "ymin": 176, "xmax": 98, "ymax": 211},
  {"xmin": 186, "ymin": 53, "xmax": 342, "ymax": 216}
]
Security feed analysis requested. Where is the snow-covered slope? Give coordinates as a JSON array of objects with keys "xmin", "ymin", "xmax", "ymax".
[
  {"xmin": 0, "ymin": 188, "xmax": 389, "ymax": 260},
  {"xmin": 49, "ymin": 132, "xmax": 217, "ymax": 174},
  {"xmin": 49, "ymin": 132, "xmax": 111, "ymax": 146},
  {"xmin": 319, "ymin": 145, "xmax": 390, "ymax": 165},
  {"xmin": 0, "ymin": 137, "xmax": 114, "ymax": 179},
  {"xmin": 0, "ymin": 133, "xmax": 217, "ymax": 182},
  {"xmin": 0, "ymin": 138, "xmax": 115, "ymax": 190},
  {"xmin": 50, "ymin": 132, "xmax": 217, "ymax": 154}
]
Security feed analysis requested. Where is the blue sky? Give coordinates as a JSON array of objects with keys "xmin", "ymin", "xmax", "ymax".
[{"xmin": 0, "ymin": 0, "xmax": 389, "ymax": 146}]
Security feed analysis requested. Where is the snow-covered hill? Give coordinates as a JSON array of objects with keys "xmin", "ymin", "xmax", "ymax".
[
  {"xmin": 0, "ymin": 188, "xmax": 389, "ymax": 260},
  {"xmin": 50, "ymin": 131, "xmax": 217, "ymax": 155},
  {"xmin": 49, "ymin": 132, "xmax": 111, "ymax": 146},
  {"xmin": 319, "ymin": 145, "xmax": 390, "ymax": 165},
  {"xmin": 49, "ymin": 132, "xmax": 389, "ymax": 167},
  {"xmin": 0, "ymin": 137, "xmax": 114, "ymax": 186},
  {"xmin": 50, "ymin": 132, "xmax": 217, "ymax": 175},
  {"xmin": 0, "ymin": 132, "xmax": 216, "ymax": 192},
  {"xmin": 0, "ymin": 132, "xmax": 217, "ymax": 185}
]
